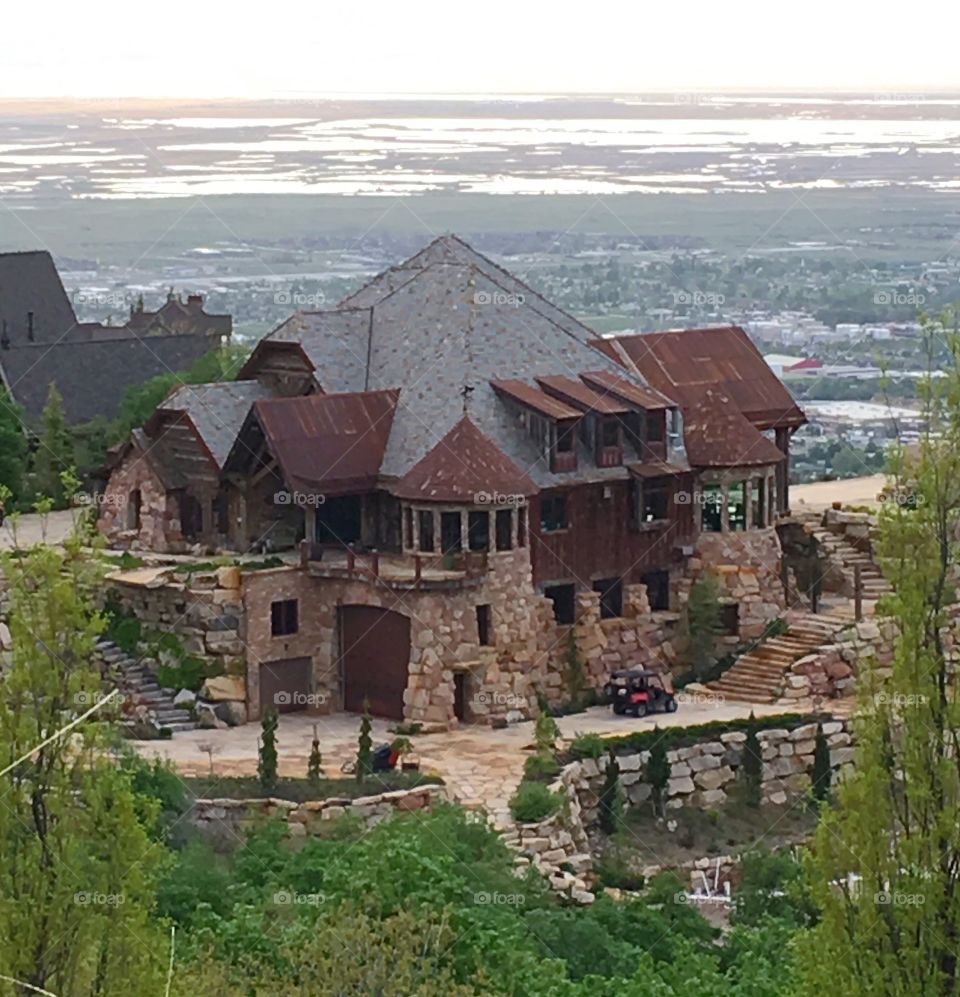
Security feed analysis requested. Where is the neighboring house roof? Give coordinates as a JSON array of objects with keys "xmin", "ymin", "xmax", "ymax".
[
  {"xmin": 594, "ymin": 326, "xmax": 806, "ymax": 430},
  {"xmin": 126, "ymin": 294, "xmax": 232, "ymax": 338},
  {"xmin": 682, "ymin": 388, "xmax": 786, "ymax": 468},
  {"xmin": 247, "ymin": 389, "xmax": 399, "ymax": 498},
  {"xmin": 148, "ymin": 380, "xmax": 272, "ymax": 470},
  {"xmin": 393, "ymin": 415, "xmax": 537, "ymax": 502},
  {"xmin": 0, "ymin": 251, "xmax": 231, "ymax": 424}
]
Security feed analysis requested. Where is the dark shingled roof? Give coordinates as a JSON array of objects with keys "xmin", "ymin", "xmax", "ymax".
[
  {"xmin": 593, "ymin": 326, "xmax": 806, "ymax": 430},
  {"xmin": 393, "ymin": 415, "xmax": 537, "ymax": 502},
  {"xmin": 0, "ymin": 251, "xmax": 230, "ymax": 424},
  {"xmin": 147, "ymin": 380, "xmax": 272, "ymax": 470},
  {"xmin": 248, "ymin": 389, "xmax": 399, "ymax": 497}
]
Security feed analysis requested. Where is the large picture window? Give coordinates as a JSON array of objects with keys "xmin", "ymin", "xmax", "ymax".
[
  {"xmin": 728, "ymin": 481, "xmax": 747, "ymax": 532},
  {"xmin": 701, "ymin": 484, "xmax": 723, "ymax": 532},
  {"xmin": 540, "ymin": 493, "xmax": 567, "ymax": 532}
]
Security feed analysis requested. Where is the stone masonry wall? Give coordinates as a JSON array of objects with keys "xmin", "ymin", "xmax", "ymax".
[{"xmin": 98, "ymin": 447, "xmax": 179, "ymax": 552}]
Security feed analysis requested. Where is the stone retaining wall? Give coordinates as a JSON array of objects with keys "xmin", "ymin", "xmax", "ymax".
[
  {"xmin": 190, "ymin": 784, "xmax": 447, "ymax": 838},
  {"xmin": 562, "ymin": 717, "xmax": 854, "ymax": 818},
  {"xmin": 503, "ymin": 810, "xmax": 594, "ymax": 904}
]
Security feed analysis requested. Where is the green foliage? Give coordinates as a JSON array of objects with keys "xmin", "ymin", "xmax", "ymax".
[
  {"xmin": 682, "ymin": 574, "xmax": 723, "ymax": 681},
  {"xmin": 307, "ymin": 730, "xmax": 322, "ymax": 789},
  {"xmin": 0, "ymin": 533, "xmax": 165, "ymax": 993},
  {"xmin": 32, "ymin": 383, "xmax": 74, "ymax": 507},
  {"xmin": 732, "ymin": 849, "xmax": 817, "ymax": 929},
  {"xmin": 810, "ymin": 723, "xmax": 832, "ymax": 802},
  {"xmin": 598, "ymin": 752, "xmax": 624, "ymax": 835},
  {"xmin": 102, "ymin": 599, "xmax": 142, "ymax": 652},
  {"xmin": 562, "ymin": 627, "xmax": 587, "ymax": 708},
  {"xmin": 509, "ymin": 781, "xmax": 562, "ymax": 822},
  {"xmin": 740, "ymin": 722, "xmax": 763, "ymax": 809},
  {"xmin": 524, "ymin": 751, "xmax": 561, "ymax": 782},
  {"xmin": 534, "ymin": 708, "xmax": 561, "ymax": 754},
  {"xmin": 0, "ymin": 384, "xmax": 27, "ymax": 503},
  {"xmin": 645, "ymin": 733, "xmax": 671, "ymax": 818},
  {"xmin": 356, "ymin": 704, "xmax": 373, "ymax": 781},
  {"xmin": 258, "ymin": 708, "xmax": 279, "ymax": 791},
  {"xmin": 156, "ymin": 653, "xmax": 207, "ymax": 692}
]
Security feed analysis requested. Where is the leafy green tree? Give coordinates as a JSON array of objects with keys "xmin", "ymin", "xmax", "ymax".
[
  {"xmin": 32, "ymin": 383, "xmax": 74, "ymax": 507},
  {"xmin": 740, "ymin": 721, "xmax": 763, "ymax": 809},
  {"xmin": 0, "ymin": 525, "xmax": 165, "ymax": 993},
  {"xmin": 683, "ymin": 574, "xmax": 722, "ymax": 681},
  {"xmin": 797, "ymin": 316, "xmax": 960, "ymax": 996},
  {"xmin": 356, "ymin": 703, "xmax": 373, "ymax": 781},
  {"xmin": 0, "ymin": 384, "xmax": 27, "ymax": 503},
  {"xmin": 645, "ymin": 733, "xmax": 671, "ymax": 818},
  {"xmin": 598, "ymin": 751, "xmax": 624, "ymax": 835},
  {"xmin": 810, "ymin": 722, "xmax": 831, "ymax": 803},
  {"xmin": 258, "ymin": 708, "xmax": 279, "ymax": 791}
]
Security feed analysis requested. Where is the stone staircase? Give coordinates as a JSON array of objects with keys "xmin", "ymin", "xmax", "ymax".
[
  {"xmin": 707, "ymin": 614, "xmax": 848, "ymax": 704},
  {"xmin": 95, "ymin": 638, "xmax": 197, "ymax": 734},
  {"xmin": 803, "ymin": 518, "xmax": 893, "ymax": 602}
]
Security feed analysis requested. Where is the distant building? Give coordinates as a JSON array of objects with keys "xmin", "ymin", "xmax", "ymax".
[{"xmin": 0, "ymin": 251, "xmax": 231, "ymax": 423}]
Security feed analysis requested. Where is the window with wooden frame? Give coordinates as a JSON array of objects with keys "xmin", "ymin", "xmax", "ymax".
[
  {"xmin": 539, "ymin": 493, "xmax": 568, "ymax": 532},
  {"xmin": 495, "ymin": 508, "xmax": 513, "ymax": 551},
  {"xmin": 271, "ymin": 599, "xmax": 299, "ymax": 636},
  {"xmin": 418, "ymin": 509, "xmax": 435, "ymax": 552}
]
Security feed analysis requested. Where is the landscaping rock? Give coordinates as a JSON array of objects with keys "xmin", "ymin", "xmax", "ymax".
[
  {"xmin": 201, "ymin": 675, "xmax": 246, "ymax": 702},
  {"xmin": 213, "ymin": 700, "xmax": 247, "ymax": 726},
  {"xmin": 173, "ymin": 688, "xmax": 197, "ymax": 708}
]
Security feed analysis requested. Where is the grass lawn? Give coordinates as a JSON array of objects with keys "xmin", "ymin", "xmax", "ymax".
[{"xmin": 182, "ymin": 771, "xmax": 443, "ymax": 803}]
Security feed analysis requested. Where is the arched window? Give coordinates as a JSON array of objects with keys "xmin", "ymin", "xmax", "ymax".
[{"xmin": 126, "ymin": 490, "xmax": 142, "ymax": 531}]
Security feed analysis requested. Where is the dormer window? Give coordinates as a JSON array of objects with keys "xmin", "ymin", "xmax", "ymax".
[
  {"xmin": 596, "ymin": 417, "xmax": 623, "ymax": 467},
  {"xmin": 551, "ymin": 421, "xmax": 577, "ymax": 472}
]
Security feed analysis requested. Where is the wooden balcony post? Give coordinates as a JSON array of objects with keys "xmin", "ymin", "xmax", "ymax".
[
  {"xmin": 371, "ymin": 549, "xmax": 380, "ymax": 579},
  {"xmin": 414, "ymin": 554, "xmax": 422, "ymax": 590}
]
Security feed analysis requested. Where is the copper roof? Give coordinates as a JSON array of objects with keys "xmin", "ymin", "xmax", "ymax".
[
  {"xmin": 489, "ymin": 379, "xmax": 581, "ymax": 420},
  {"xmin": 534, "ymin": 375, "xmax": 632, "ymax": 415},
  {"xmin": 682, "ymin": 388, "xmax": 785, "ymax": 468},
  {"xmin": 253, "ymin": 389, "xmax": 398, "ymax": 497},
  {"xmin": 392, "ymin": 415, "xmax": 537, "ymax": 502},
  {"xmin": 592, "ymin": 326, "xmax": 806, "ymax": 430},
  {"xmin": 580, "ymin": 369, "xmax": 676, "ymax": 410}
]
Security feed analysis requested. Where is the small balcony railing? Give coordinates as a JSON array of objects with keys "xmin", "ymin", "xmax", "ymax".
[
  {"xmin": 596, "ymin": 445, "xmax": 624, "ymax": 468},
  {"xmin": 551, "ymin": 450, "xmax": 577, "ymax": 473},
  {"xmin": 299, "ymin": 542, "xmax": 487, "ymax": 590}
]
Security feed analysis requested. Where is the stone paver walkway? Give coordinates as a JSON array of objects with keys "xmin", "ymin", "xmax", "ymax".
[{"xmin": 139, "ymin": 699, "xmax": 819, "ymax": 826}]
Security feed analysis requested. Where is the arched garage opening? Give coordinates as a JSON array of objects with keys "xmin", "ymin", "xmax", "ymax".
[{"xmin": 338, "ymin": 606, "xmax": 411, "ymax": 720}]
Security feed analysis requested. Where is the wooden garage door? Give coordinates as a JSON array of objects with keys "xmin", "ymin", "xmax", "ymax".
[
  {"xmin": 339, "ymin": 606, "xmax": 410, "ymax": 720},
  {"xmin": 259, "ymin": 657, "xmax": 312, "ymax": 714}
]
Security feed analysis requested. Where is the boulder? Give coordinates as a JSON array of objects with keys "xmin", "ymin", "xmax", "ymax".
[
  {"xmin": 196, "ymin": 703, "xmax": 227, "ymax": 729},
  {"xmin": 201, "ymin": 675, "xmax": 246, "ymax": 702},
  {"xmin": 173, "ymin": 688, "xmax": 197, "ymax": 708},
  {"xmin": 0, "ymin": 622, "xmax": 11, "ymax": 649},
  {"xmin": 214, "ymin": 700, "xmax": 248, "ymax": 727}
]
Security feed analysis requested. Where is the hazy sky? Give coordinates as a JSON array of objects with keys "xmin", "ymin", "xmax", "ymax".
[{"xmin": 4, "ymin": 0, "xmax": 958, "ymax": 97}]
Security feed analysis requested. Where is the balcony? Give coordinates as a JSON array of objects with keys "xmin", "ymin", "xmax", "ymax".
[
  {"xmin": 299, "ymin": 542, "xmax": 488, "ymax": 591},
  {"xmin": 551, "ymin": 450, "xmax": 577, "ymax": 473},
  {"xmin": 596, "ymin": 444, "xmax": 624, "ymax": 468}
]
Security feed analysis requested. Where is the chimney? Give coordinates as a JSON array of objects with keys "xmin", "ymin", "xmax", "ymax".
[{"xmin": 187, "ymin": 294, "xmax": 203, "ymax": 310}]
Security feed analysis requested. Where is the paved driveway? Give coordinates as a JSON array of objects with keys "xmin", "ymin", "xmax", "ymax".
[
  {"xmin": 139, "ymin": 699, "xmax": 821, "ymax": 826},
  {"xmin": 0, "ymin": 509, "xmax": 77, "ymax": 549}
]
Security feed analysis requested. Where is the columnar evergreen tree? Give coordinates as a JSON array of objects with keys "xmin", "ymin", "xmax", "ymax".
[
  {"xmin": 598, "ymin": 751, "xmax": 623, "ymax": 835},
  {"xmin": 645, "ymin": 733, "xmax": 671, "ymax": 818},
  {"xmin": 810, "ymin": 722, "xmax": 831, "ymax": 803},
  {"xmin": 798, "ymin": 315, "xmax": 960, "ymax": 996},
  {"xmin": 684, "ymin": 574, "xmax": 722, "ymax": 681},
  {"xmin": 0, "ymin": 521, "xmax": 164, "ymax": 993},
  {"xmin": 740, "ymin": 721, "xmax": 763, "ymax": 809},
  {"xmin": 307, "ymin": 726, "xmax": 322, "ymax": 789},
  {"xmin": 258, "ymin": 708, "xmax": 279, "ymax": 791},
  {"xmin": 0, "ymin": 385, "xmax": 27, "ymax": 503},
  {"xmin": 33, "ymin": 383, "xmax": 74, "ymax": 507},
  {"xmin": 356, "ymin": 703, "xmax": 373, "ymax": 782}
]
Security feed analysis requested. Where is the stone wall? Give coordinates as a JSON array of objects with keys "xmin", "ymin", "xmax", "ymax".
[
  {"xmin": 688, "ymin": 527, "xmax": 786, "ymax": 639},
  {"xmin": 190, "ymin": 783, "xmax": 447, "ymax": 839},
  {"xmin": 107, "ymin": 565, "xmax": 245, "ymax": 681},
  {"xmin": 563, "ymin": 717, "xmax": 854, "ymax": 816},
  {"xmin": 503, "ymin": 809, "xmax": 594, "ymax": 904},
  {"xmin": 98, "ymin": 446, "xmax": 179, "ymax": 552}
]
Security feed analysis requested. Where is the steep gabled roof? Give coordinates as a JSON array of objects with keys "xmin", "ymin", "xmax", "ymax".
[
  {"xmin": 147, "ymin": 380, "xmax": 272, "ymax": 470},
  {"xmin": 393, "ymin": 415, "xmax": 537, "ymax": 502},
  {"xmin": 0, "ymin": 250, "xmax": 78, "ymax": 347},
  {"xmin": 246, "ymin": 389, "xmax": 399, "ymax": 497},
  {"xmin": 593, "ymin": 326, "xmax": 806, "ymax": 430},
  {"xmin": 682, "ymin": 388, "xmax": 786, "ymax": 468}
]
